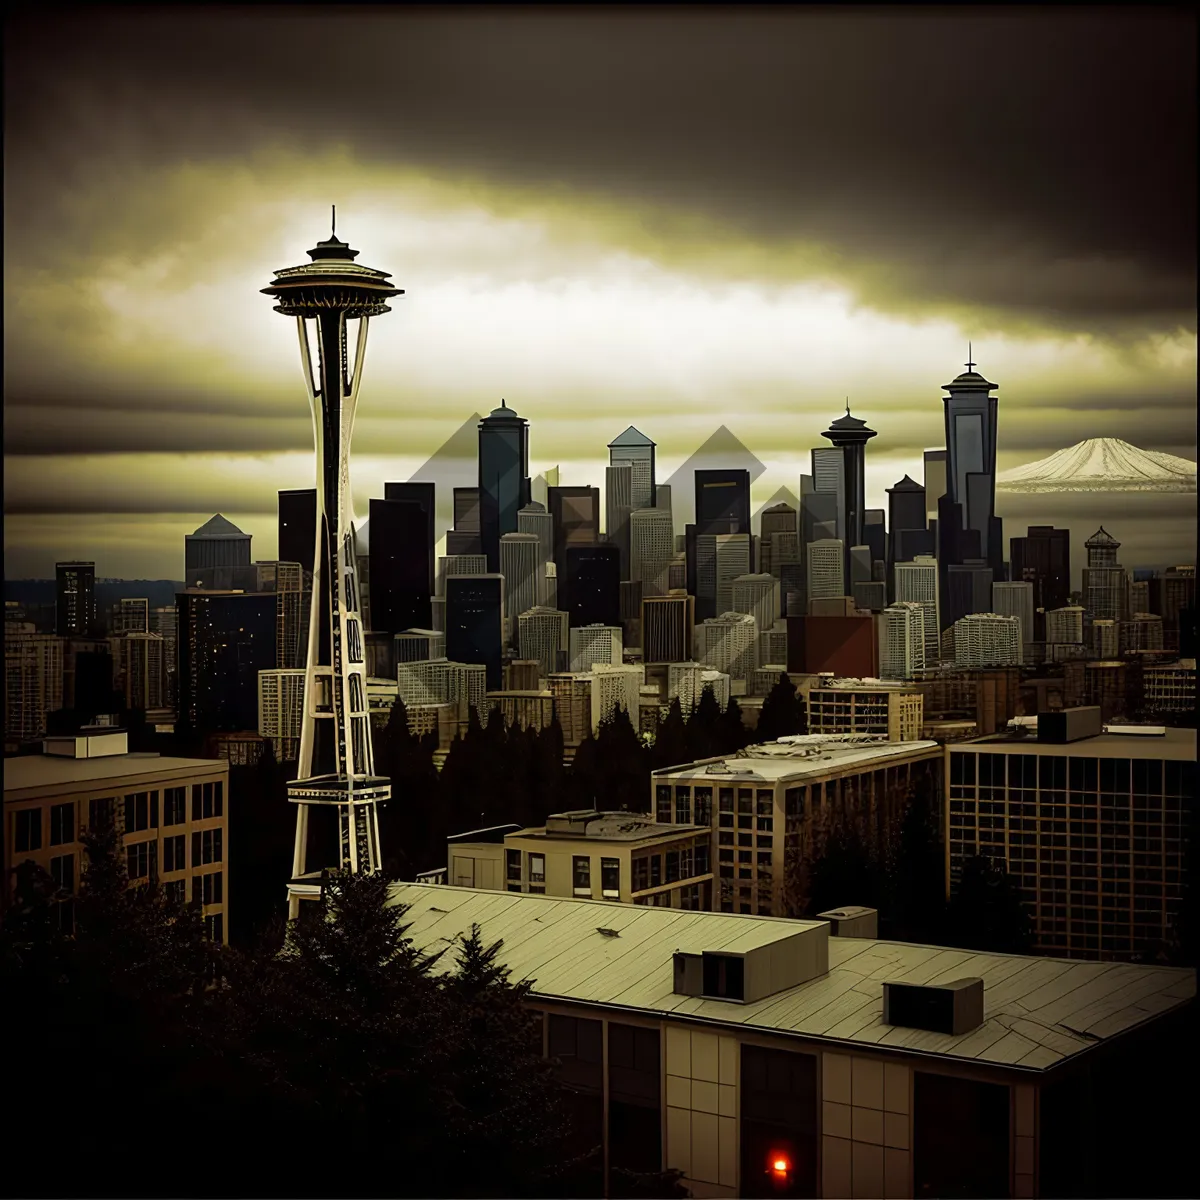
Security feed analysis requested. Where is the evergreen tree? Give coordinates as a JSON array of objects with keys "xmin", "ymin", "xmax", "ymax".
[
  {"xmin": 226, "ymin": 745, "xmax": 292, "ymax": 945},
  {"xmin": 530, "ymin": 716, "xmax": 566, "ymax": 823},
  {"xmin": 650, "ymin": 696, "xmax": 690, "ymax": 771},
  {"xmin": 377, "ymin": 697, "xmax": 445, "ymax": 879},
  {"xmin": 718, "ymin": 696, "xmax": 748, "ymax": 754},
  {"xmin": 567, "ymin": 731, "xmax": 601, "ymax": 810},
  {"xmin": 883, "ymin": 771, "xmax": 947, "ymax": 944},
  {"xmin": 594, "ymin": 706, "xmax": 651, "ymax": 812},
  {"xmin": 945, "ymin": 854, "xmax": 1034, "ymax": 954},
  {"xmin": 807, "ymin": 817, "xmax": 880, "ymax": 918},
  {"xmin": 686, "ymin": 685, "xmax": 723, "ymax": 761},
  {"xmin": 756, "ymin": 673, "xmax": 803, "ymax": 743}
]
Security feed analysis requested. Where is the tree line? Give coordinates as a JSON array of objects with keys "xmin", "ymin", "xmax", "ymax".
[{"xmin": 1, "ymin": 821, "xmax": 687, "ymax": 1199}]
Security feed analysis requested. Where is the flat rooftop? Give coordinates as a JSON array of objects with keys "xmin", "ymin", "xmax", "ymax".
[
  {"xmin": 389, "ymin": 885, "xmax": 1195, "ymax": 1073},
  {"xmin": 963, "ymin": 728, "xmax": 1196, "ymax": 760},
  {"xmin": 655, "ymin": 738, "xmax": 941, "ymax": 782},
  {"xmin": 4, "ymin": 753, "xmax": 228, "ymax": 800},
  {"xmin": 514, "ymin": 814, "xmax": 706, "ymax": 843}
]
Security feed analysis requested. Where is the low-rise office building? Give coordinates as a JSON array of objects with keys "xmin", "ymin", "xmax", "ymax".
[
  {"xmin": 389, "ymin": 885, "xmax": 1196, "ymax": 1200},
  {"xmin": 446, "ymin": 809, "xmax": 713, "ymax": 909},
  {"xmin": 653, "ymin": 736, "xmax": 942, "ymax": 917},
  {"xmin": 4, "ymin": 726, "xmax": 230, "ymax": 943},
  {"xmin": 947, "ymin": 711, "xmax": 1195, "ymax": 959},
  {"xmin": 807, "ymin": 681, "xmax": 924, "ymax": 743}
]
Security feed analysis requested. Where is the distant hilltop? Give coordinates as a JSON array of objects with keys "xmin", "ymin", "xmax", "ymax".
[{"xmin": 997, "ymin": 438, "xmax": 1196, "ymax": 493}]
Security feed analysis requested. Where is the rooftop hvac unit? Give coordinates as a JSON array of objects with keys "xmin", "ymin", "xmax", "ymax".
[
  {"xmin": 883, "ymin": 977, "xmax": 984, "ymax": 1036},
  {"xmin": 1037, "ymin": 706, "xmax": 1103, "ymax": 744},
  {"xmin": 816, "ymin": 906, "xmax": 878, "ymax": 938}
]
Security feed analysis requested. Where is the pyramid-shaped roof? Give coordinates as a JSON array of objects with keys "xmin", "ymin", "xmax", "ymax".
[
  {"xmin": 1085, "ymin": 526, "xmax": 1120, "ymax": 547},
  {"xmin": 608, "ymin": 425, "xmax": 656, "ymax": 448},
  {"xmin": 888, "ymin": 474, "xmax": 923, "ymax": 492},
  {"xmin": 189, "ymin": 514, "xmax": 248, "ymax": 538}
]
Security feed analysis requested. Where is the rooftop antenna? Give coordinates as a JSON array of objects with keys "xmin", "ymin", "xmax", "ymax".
[
  {"xmin": 845, "ymin": 397, "xmax": 851, "ymax": 416},
  {"xmin": 331, "ymin": 205, "xmax": 336, "ymax": 237},
  {"xmin": 966, "ymin": 342, "xmax": 975, "ymax": 372}
]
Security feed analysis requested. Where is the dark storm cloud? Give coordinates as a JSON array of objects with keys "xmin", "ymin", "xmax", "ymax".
[{"xmin": 4, "ymin": 7, "xmax": 1195, "ymax": 334}]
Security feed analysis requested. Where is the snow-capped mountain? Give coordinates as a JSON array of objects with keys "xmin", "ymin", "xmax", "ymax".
[{"xmin": 996, "ymin": 438, "xmax": 1196, "ymax": 493}]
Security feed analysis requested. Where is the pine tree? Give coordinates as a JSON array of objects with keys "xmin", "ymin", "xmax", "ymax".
[
  {"xmin": 884, "ymin": 771, "xmax": 947, "ymax": 944},
  {"xmin": 686, "ymin": 685, "xmax": 723, "ymax": 760},
  {"xmin": 807, "ymin": 816, "xmax": 880, "ymax": 917},
  {"xmin": 756, "ymin": 672, "xmax": 802, "ymax": 743},
  {"xmin": 651, "ymin": 696, "xmax": 690, "ymax": 770},
  {"xmin": 945, "ymin": 854, "xmax": 1033, "ymax": 954},
  {"xmin": 718, "ymin": 696, "xmax": 748, "ymax": 754},
  {"xmin": 595, "ymin": 706, "xmax": 651, "ymax": 812}
]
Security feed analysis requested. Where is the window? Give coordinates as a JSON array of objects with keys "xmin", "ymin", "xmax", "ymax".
[
  {"xmin": 666, "ymin": 851, "xmax": 680, "ymax": 884},
  {"xmin": 951, "ymin": 753, "xmax": 977, "ymax": 787},
  {"xmin": 165, "ymin": 880, "xmax": 186, "ymax": 906},
  {"xmin": 506, "ymin": 848, "xmax": 521, "ymax": 882},
  {"xmin": 548, "ymin": 1014, "xmax": 604, "ymax": 1191},
  {"xmin": 609, "ymin": 1023, "xmax": 662, "ymax": 1175},
  {"xmin": 719, "ymin": 788, "xmax": 735, "ymax": 813},
  {"xmin": 50, "ymin": 853, "xmax": 75, "ymax": 895},
  {"xmin": 192, "ymin": 781, "xmax": 224, "ymax": 820},
  {"xmin": 695, "ymin": 843, "xmax": 710, "ymax": 876},
  {"xmin": 205, "ymin": 913, "xmax": 224, "ymax": 943},
  {"xmin": 88, "ymin": 797, "xmax": 116, "ymax": 830},
  {"xmin": 914, "ymin": 1072, "xmax": 1010, "ymax": 1200},
  {"xmin": 675, "ymin": 786, "xmax": 691, "ymax": 825},
  {"xmin": 703, "ymin": 954, "xmax": 745, "ymax": 1000},
  {"xmin": 679, "ymin": 846, "xmax": 695, "ymax": 880},
  {"xmin": 124, "ymin": 792, "xmax": 157, "ymax": 833},
  {"xmin": 346, "ymin": 617, "xmax": 364, "ymax": 664},
  {"xmin": 632, "ymin": 856, "xmax": 649, "ymax": 892},
  {"xmin": 694, "ymin": 786, "xmax": 713, "ymax": 826},
  {"xmin": 528, "ymin": 853, "xmax": 546, "ymax": 885},
  {"xmin": 757, "ymin": 789, "xmax": 774, "ymax": 817},
  {"xmin": 159, "ymin": 787, "xmax": 184, "ymax": 826},
  {"xmin": 14, "ymin": 809, "xmax": 42, "ymax": 853},
  {"xmin": 192, "ymin": 828, "xmax": 223, "ymax": 866},
  {"xmin": 197, "ymin": 871, "xmax": 224, "ymax": 906},
  {"xmin": 656, "ymin": 785, "xmax": 672, "ymax": 823},
  {"xmin": 784, "ymin": 788, "xmax": 805, "ymax": 818},
  {"xmin": 649, "ymin": 855, "xmax": 662, "ymax": 889},
  {"xmin": 573, "ymin": 856, "xmax": 591, "ymax": 896},
  {"xmin": 740, "ymin": 1044, "xmax": 818, "ymax": 1199},
  {"xmin": 164, "ymin": 834, "xmax": 186, "ymax": 872},
  {"xmin": 127, "ymin": 842, "xmax": 151, "ymax": 880},
  {"xmin": 601, "ymin": 858, "xmax": 620, "ymax": 898},
  {"xmin": 50, "ymin": 803, "xmax": 74, "ymax": 847},
  {"xmin": 738, "ymin": 788, "xmax": 753, "ymax": 815}
]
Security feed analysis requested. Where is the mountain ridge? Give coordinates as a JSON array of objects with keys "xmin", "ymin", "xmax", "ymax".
[{"xmin": 997, "ymin": 438, "xmax": 1196, "ymax": 493}]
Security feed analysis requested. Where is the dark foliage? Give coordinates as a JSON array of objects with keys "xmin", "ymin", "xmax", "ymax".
[
  {"xmin": 945, "ymin": 854, "xmax": 1034, "ymax": 955},
  {"xmin": 755, "ymin": 673, "xmax": 805, "ymax": 743}
]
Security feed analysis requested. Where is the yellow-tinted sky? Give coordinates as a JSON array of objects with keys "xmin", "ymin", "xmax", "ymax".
[{"xmin": 4, "ymin": 10, "xmax": 1196, "ymax": 578}]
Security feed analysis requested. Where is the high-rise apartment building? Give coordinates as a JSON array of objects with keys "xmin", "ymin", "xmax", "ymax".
[
  {"xmin": 437, "ymin": 553, "xmax": 489, "ymax": 597},
  {"xmin": 713, "ymin": 534, "xmax": 752, "ymax": 615},
  {"xmin": 630, "ymin": 508, "xmax": 675, "ymax": 596},
  {"xmin": 570, "ymin": 624, "xmax": 623, "ymax": 672},
  {"xmin": 1082, "ymin": 527, "xmax": 1128, "ymax": 622},
  {"xmin": 394, "ymin": 628, "xmax": 446, "ymax": 663},
  {"xmin": 5, "ymin": 630, "xmax": 64, "ymax": 746},
  {"xmin": 666, "ymin": 661, "xmax": 730, "ymax": 714},
  {"xmin": 991, "ymin": 580, "xmax": 1035, "ymax": 656},
  {"xmin": 806, "ymin": 539, "xmax": 845, "ymax": 603},
  {"xmin": 445, "ymin": 574, "xmax": 505, "ymax": 691},
  {"xmin": 605, "ymin": 463, "xmax": 633, "ymax": 578},
  {"xmin": 589, "ymin": 664, "xmax": 643, "ymax": 733},
  {"xmin": 607, "ymin": 426, "xmax": 656, "ymax": 510},
  {"xmin": 123, "ymin": 632, "xmax": 165, "ymax": 710},
  {"xmin": 1010, "ymin": 525, "xmax": 1071, "ymax": 617},
  {"xmin": 258, "ymin": 667, "xmax": 305, "ymax": 761},
  {"xmin": 109, "ymin": 597, "xmax": 149, "ymax": 636},
  {"xmin": 1121, "ymin": 613, "xmax": 1164, "ymax": 653},
  {"xmin": 952, "ymin": 614, "xmax": 1022, "ymax": 668},
  {"xmin": 809, "ymin": 447, "xmax": 846, "ymax": 542},
  {"xmin": 694, "ymin": 612, "xmax": 757, "ymax": 682},
  {"xmin": 564, "ymin": 544, "xmax": 621, "ymax": 629},
  {"xmin": 642, "ymin": 593, "xmax": 695, "ymax": 664},
  {"xmin": 516, "ymin": 502, "xmax": 554, "ymax": 603},
  {"xmin": 55, "ymin": 562, "xmax": 96, "ymax": 639},
  {"xmin": 478, "ymin": 400, "xmax": 531, "ymax": 573},
  {"xmin": 184, "ymin": 514, "xmax": 251, "ymax": 581},
  {"xmin": 549, "ymin": 486, "xmax": 601, "ymax": 572},
  {"xmin": 1046, "ymin": 605, "xmax": 1085, "ymax": 646},
  {"xmin": 518, "ymin": 606, "xmax": 570, "ymax": 680},
  {"xmin": 500, "ymin": 532, "xmax": 542, "ymax": 642},
  {"xmin": 880, "ymin": 602, "xmax": 928, "ymax": 681},
  {"xmin": 893, "ymin": 554, "xmax": 941, "ymax": 665},
  {"xmin": 758, "ymin": 502, "xmax": 797, "ymax": 578},
  {"xmin": 548, "ymin": 673, "xmax": 593, "ymax": 747}
]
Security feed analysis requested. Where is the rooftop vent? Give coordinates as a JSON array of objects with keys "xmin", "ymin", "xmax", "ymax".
[
  {"xmin": 673, "ymin": 923, "xmax": 829, "ymax": 1004},
  {"xmin": 545, "ymin": 810, "xmax": 601, "ymax": 835},
  {"xmin": 1037, "ymin": 707, "xmax": 1102, "ymax": 744},
  {"xmin": 43, "ymin": 729, "xmax": 129, "ymax": 760},
  {"xmin": 817, "ymin": 906, "xmax": 878, "ymax": 938},
  {"xmin": 1103, "ymin": 724, "xmax": 1167, "ymax": 737},
  {"xmin": 883, "ymin": 977, "xmax": 984, "ymax": 1036}
]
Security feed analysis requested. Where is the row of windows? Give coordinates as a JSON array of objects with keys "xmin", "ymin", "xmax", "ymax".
[{"xmin": 951, "ymin": 753, "xmax": 1192, "ymax": 795}]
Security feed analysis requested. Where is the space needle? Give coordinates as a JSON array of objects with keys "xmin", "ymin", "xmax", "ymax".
[{"xmin": 262, "ymin": 211, "xmax": 402, "ymax": 918}]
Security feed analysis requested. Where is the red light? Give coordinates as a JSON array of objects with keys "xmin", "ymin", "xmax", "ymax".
[{"xmin": 770, "ymin": 1154, "xmax": 791, "ymax": 1174}]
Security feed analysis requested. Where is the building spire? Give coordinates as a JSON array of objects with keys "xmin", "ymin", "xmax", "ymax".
[
  {"xmin": 331, "ymin": 204, "xmax": 336, "ymax": 237},
  {"xmin": 845, "ymin": 397, "xmax": 851, "ymax": 416},
  {"xmin": 501, "ymin": 397, "xmax": 507, "ymax": 409},
  {"xmin": 966, "ymin": 342, "xmax": 975, "ymax": 372}
]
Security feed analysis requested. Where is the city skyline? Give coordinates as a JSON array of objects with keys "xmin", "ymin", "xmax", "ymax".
[{"xmin": 4, "ymin": 8, "xmax": 1196, "ymax": 578}]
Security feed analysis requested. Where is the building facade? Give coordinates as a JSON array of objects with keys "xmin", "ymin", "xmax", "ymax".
[
  {"xmin": 807, "ymin": 684, "xmax": 924, "ymax": 743},
  {"xmin": 952, "ymin": 614, "xmax": 1021, "ymax": 669},
  {"xmin": 880, "ymin": 603, "xmax": 927, "ymax": 681},
  {"xmin": 643, "ymin": 592, "xmax": 695, "ymax": 664}
]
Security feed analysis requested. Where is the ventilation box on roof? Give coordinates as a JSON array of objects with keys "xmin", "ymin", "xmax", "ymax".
[
  {"xmin": 817, "ymin": 906, "xmax": 878, "ymax": 938},
  {"xmin": 1037, "ymin": 707, "xmax": 1102, "ymax": 744},
  {"xmin": 883, "ymin": 977, "xmax": 984, "ymax": 1036},
  {"xmin": 674, "ymin": 923, "xmax": 828, "ymax": 1004}
]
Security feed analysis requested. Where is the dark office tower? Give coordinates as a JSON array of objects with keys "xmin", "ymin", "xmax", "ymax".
[
  {"xmin": 564, "ymin": 544, "xmax": 621, "ymax": 629},
  {"xmin": 55, "ymin": 561, "xmax": 96, "ymax": 637},
  {"xmin": 608, "ymin": 425, "xmax": 657, "ymax": 510},
  {"xmin": 922, "ymin": 450, "xmax": 947, "ymax": 525},
  {"xmin": 942, "ymin": 353, "xmax": 1000, "ymax": 570},
  {"xmin": 821, "ymin": 407, "xmax": 877, "ymax": 584},
  {"xmin": 478, "ymin": 400, "xmax": 531, "ymax": 572},
  {"xmin": 278, "ymin": 488, "xmax": 317, "ymax": 577},
  {"xmin": 1010, "ymin": 525, "xmax": 1071, "ymax": 619},
  {"xmin": 176, "ymin": 589, "xmax": 276, "ymax": 733},
  {"xmin": 445, "ymin": 574, "xmax": 504, "ymax": 689},
  {"xmin": 184, "ymin": 514, "xmax": 251, "ymax": 580},
  {"xmin": 947, "ymin": 561, "xmax": 994, "ymax": 627},
  {"xmin": 863, "ymin": 510, "xmax": 886, "ymax": 572},
  {"xmin": 695, "ymin": 469, "xmax": 751, "ymax": 536},
  {"xmin": 936, "ymin": 492, "xmax": 967, "ymax": 631},
  {"xmin": 641, "ymin": 592, "xmax": 694, "ymax": 663},
  {"xmin": 759, "ymin": 502, "xmax": 797, "ymax": 578},
  {"xmin": 453, "ymin": 487, "xmax": 481, "ymax": 533},
  {"xmin": 606, "ymin": 463, "xmax": 634, "ymax": 578},
  {"xmin": 384, "ymin": 481, "xmax": 436, "ymax": 590},
  {"xmin": 368, "ymin": 497, "xmax": 433, "ymax": 635},
  {"xmin": 887, "ymin": 475, "xmax": 926, "ymax": 543},
  {"xmin": 549, "ymin": 486, "xmax": 601, "ymax": 571}
]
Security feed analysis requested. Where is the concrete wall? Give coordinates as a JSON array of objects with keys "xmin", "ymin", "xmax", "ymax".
[{"xmin": 665, "ymin": 1026, "xmax": 740, "ymax": 1199}]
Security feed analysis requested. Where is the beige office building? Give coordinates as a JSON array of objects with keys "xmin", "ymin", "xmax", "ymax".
[
  {"xmin": 389, "ymin": 885, "xmax": 1195, "ymax": 1200},
  {"xmin": 4, "ymin": 727, "xmax": 230, "ymax": 943},
  {"xmin": 807, "ymin": 682, "xmax": 924, "ymax": 743},
  {"xmin": 446, "ymin": 809, "xmax": 713, "ymax": 909}
]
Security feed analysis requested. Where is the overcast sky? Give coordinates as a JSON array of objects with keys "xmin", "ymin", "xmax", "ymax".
[{"xmin": 4, "ymin": 7, "xmax": 1195, "ymax": 578}]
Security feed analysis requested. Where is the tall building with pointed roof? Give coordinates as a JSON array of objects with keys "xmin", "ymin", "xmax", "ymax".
[
  {"xmin": 607, "ymin": 425, "xmax": 657, "ymax": 510},
  {"xmin": 184, "ymin": 514, "xmax": 251, "ymax": 579},
  {"xmin": 942, "ymin": 351, "xmax": 1002, "ymax": 571},
  {"xmin": 478, "ymin": 399, "xmax": 531, "ymax": 574},
  {"xmin": 822, "ymin": 406, "xmax": 877, "ymax": 587},
  {"xmin": 1083, "ymin": 527, "xmax": 1129, "ymax": 622}
]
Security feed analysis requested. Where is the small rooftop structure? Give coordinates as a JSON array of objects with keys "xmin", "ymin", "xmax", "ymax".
[{"xmin": 528, "ymin": 809, "xmax": 703, "ymax": 843}]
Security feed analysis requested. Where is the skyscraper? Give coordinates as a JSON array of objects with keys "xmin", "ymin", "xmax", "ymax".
[
  {"xmin": 124, "ymin": 632, "xmax": 165, "ymax": 710},
  {"xmin": 642, "ymin": 592, "xmax": 694, "ymax": 664},
  {"xmin": 278, "ymin": 488, "xmax": 317, "ymax": 578},
  {"xmin": 922, "ymin": 450, "xmax": 947, "ymax": 525},
  {"xmin": 951, "ymin": 613, "xmax": 1022, "ymax": 668},
  {"xmin": 731, "ymin": 573, "xmax": 780, "ymax": 637},
  {"xmin": 261, "ymin": 218, "xmax": 400, "ymax": 912},
  {"xmin": 607, "ymin": 426, "xmax": 656, "ymax": 510},
  {"xmin": 694, "ymin": 469, "xmax": 750, "ymax": 536},
  {"xmin": 109, "ymin": 597, "xmax": 149, "ymax": 636},
  {"xmin": 605, "ymin": 463, "xmax": 633, "ymax": 577},
  {"xmin": 437, "ymin": 553, "xmax": 489, "ymax": 597},
  {"xmin": 946, "ymin": 560, "xmax": 994, "ymax": 627},
  {"xmin": 758, "ymin": 502, "xmax": 798, "ymax": 578},
  {"xmin": 445, "ymin": 574, "xmax": 505, "ymax": 690},
  {"xmin": 478, "ymin": 400, "xmax": 531, "ymax": 573},
  {"xmin": 1046, "ymin": 605, "xmax": 1085, "ymax": 646},
  {"xmin": 184, "ymin": 514, "xmax": 252, "ymax": 581},
  {"xmin": 880, "ymin": 602, "xmax": 927, "ymax": 681},
  {"xmin": 630, "ymin": 507, "xmax": 674, "ymax": 596},
  {"xmin": 821, "ymin": 406, "xmax": 877, "ymax": 581},
  {"xmin": 549, "ymin": 486, "xmax": 601, "ymax": 571},
  {"xmin": 517, "ymin": 502, "xmax": 554, "ymax": 603},
  {"xmin": 518, "ymin": 606, "xmax": 570, "ymax": 679},
  {"xmin": 992, "ymin": 580, "xmax": 1035, "ymax": 658},
  {"xmin": 383, "ymin": 479, "xmax": 436, "ymax": 594},
  {"xmin": 1083, "ymin": 527, "xmax": 1128, "ymax": 622},
  {"xmin": 695, "ymin": 612, "xmax": 757, "ymax": 682},
  {"xmin": 569, "ymin": 623, "xmax": 623, "ymax": 672},
  {"xmin": 894, "ymin": 555, "xmax": 941, "ymax": 665},
  {"xmin": 500, "ymin": 532, "xmax": 542, "ymax": 642},
  {"xmin": 806, "ymin": 539, "xmax": 845, "ymax": 603},
  {"xmin": 368, "ymin": 497, "xmax": 433, "ymax": 635},
  {"xmin": 942, "ymin": 352, "xmax": 1001, "ymax": 570},
  {"xmin": 1009, "ymin": 525, "xmax": 1071, "ymax": 618},
  {"xmin": 5, "ymin": 629, "xmax": 64, "ymax": 745},
  {"xmin": 55, "ymin": 562, "xmax": 95, "ymax": 638},
  {"xmin": 714, "ymin": 533, "xmax": 752, "ymax": 615},
  {"xmin": 564, "ymin": 544, "xmax": 621, "ymax": 629}
]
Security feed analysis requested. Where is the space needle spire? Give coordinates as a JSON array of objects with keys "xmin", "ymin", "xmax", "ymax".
[{"xmin": 262, "ymin": 217, "xmax": 403, "ymax": 918}]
